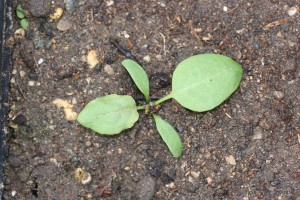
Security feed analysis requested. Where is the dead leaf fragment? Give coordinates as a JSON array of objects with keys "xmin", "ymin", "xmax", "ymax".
[
  {"xmin": 87, "ymin": 50, "xmax": 99, "ymax": 68},
  {"xmin": 53, "ymin": 98, "xmax": 77, "ymax": 121}
]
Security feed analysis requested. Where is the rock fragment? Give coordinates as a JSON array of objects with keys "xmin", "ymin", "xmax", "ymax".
[
  {"xmin": 136, "ymin": 176, "xmax": 156, "ymax": 200},
  {"xmin": 29, "ymin": 0, "xmax": 51, "ymax": 17}
]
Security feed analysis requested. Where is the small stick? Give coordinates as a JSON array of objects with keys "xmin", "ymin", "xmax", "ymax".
[
  {"xmin": 16, "ymin": 81, "xmax": 26, "ymax": 99},
  {"xmin": 111, "ymin": 40, "xmax": 137, "ymax": 61},
  {"xmin": 159, "ymin": 32, "xmax": 166, "ymax": 56}
]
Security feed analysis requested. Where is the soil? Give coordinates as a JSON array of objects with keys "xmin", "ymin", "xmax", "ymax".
[{"xmin": 4, "ymin": 0, "xmax": 300, "ymax": 199}]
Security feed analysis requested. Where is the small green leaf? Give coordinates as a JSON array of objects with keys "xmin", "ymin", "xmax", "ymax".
[
  {"xmin": 20, "ymin": 19, "xmax": 29, "ymax": 30},
  {"xmin": 122, "ymin": 59, "xmax": 150, "ymax": 102},
  {"xmin": 152, "ymin": 114, "xmax": 183, "ymax": 158},
  {"xmin": 77, "ymin": 94, "xmax": 139, "ymax": 135},
  {"xmin": 16, "ymin": 5, "xmax": 25, "ymax": 19},
  {"xmin": 170, "ymin": 54, "xmax": 242, "ymax": 112}
]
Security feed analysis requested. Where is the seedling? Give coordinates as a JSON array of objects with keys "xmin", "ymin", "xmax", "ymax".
[
  {"xmin": 16, "ymin": 5, "xmax": 29, "ymax": 30},
  {"xmin": 78, "ymin": 54, "xmax": 243, "ymax": 157}
]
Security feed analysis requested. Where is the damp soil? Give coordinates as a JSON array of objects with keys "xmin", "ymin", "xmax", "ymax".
[{"xmin": 4, "ymin": 0, "xmax": 300, "ymax": 199}]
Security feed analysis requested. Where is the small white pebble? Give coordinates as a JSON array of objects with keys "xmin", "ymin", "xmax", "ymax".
[
  {"xmin": 38, "ymin": 58, "xmax": 44, "ymax": 64},
  {"xmin": 225, "ymin": 155, "xmax": 237, "ymax": 166},
  {"xmin": 81, "ymin": 172, "xmax": 92, "ymax": 185},
  {"xmin": 12, "ymin": 69, "xmax": 17, "ymax": 75},
  {"xmin": 159, "ymin": 2, "xmax": 166, "ymax": 7},
  {"xmin": 155, "ymin": 54, "xmax": 162, "ymax": 60},
  {"xmin": 10, "ymin": 77, "xmax": 16, "ymax": 84},
  {"xmin": 223, "ymin": 6, "xmax": 228, "ymax": 12},
  {"xmin": 273, "ymin": 90, "xmax": 284, "ymax": 100},
  {"xmin": 11, "ymin": 190, "xmax": 17, "ymax": 197},
  {"xmin": 106, "ymin": 0, "xmax": 114, "ymax": 6},
  {"xmin": 206, "ymin": 177, "xmax": 213, "ymax": 184},
  {"xmin": 191, "ymin": 171, "xmax": 200, "ymax": 179},
  {"xmin": 28, "ymin": 81, "xmax": 35, "ymax": 86},
  {"xmin": 143, "ymin": 55, "xmax": 151, "ymax": 62},
  {"xmin": 166, "ymin": 182, "xmax": 175, "ymax": 189},
  {"xmin": 288, "ymin": 7, "xmax": 297, "ymax": 16},
  {"xmin": 19, "ymin": 70, "xmax": 26, "ymax": 77},
  {"xmin": 124, "ymin": 167, "xmax": 130, "ymax": 171}
]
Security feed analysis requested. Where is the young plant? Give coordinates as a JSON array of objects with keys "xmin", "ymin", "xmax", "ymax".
[
  {"xmin": 16, "ymin": 5, "xmax": 29, "ymax": 30},
  {"xmin": 78, "ymin": 54, "xmax": 243, "ymax": 158}
]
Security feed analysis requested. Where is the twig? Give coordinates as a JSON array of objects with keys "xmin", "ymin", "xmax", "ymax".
[
  {"xmin": 16, "ymin": 81, "xmax": 26, "ymax": 99},
  {"xmin": 111, "ymin": 40, "xmax": 137, "ymax": 61},
  {"xmin": 159, "ymin": 32, "xmax": 166, "ymax": 56}
]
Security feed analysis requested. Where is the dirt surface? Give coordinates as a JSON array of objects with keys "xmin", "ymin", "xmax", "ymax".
[{"xmin": 4, "ymin": 0, "xmax": 300, "ymax": 199}]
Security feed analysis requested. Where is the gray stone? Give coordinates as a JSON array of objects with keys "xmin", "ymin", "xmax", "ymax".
[
  {"xmin": 282, "ymin": 58, "xmax": 296, "ymax": 73},
  {"xmin": 33, "ymin": 38, "xmax": 45, "ymax": 49},
  {"xmin": 136, "ymin": 175, "xmax": 156, "ymax": 200},
  {"xmin": 29, "ymin": 0, "xmax": 51, "ymax": 17},
  {"xmin": 9, "ymin": 156, "xmax": 23, "ymax": 168},
  {"xmin": 65, "ymin": 0, "xmax": 75, "ymax": 13},
  {"xmin": 57, "ymin": 19, "xmax": 72, "ymax": 31}
]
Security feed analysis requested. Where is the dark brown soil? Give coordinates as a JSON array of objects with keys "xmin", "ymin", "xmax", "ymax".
[{"xmin": 4, "ymin": 0, "xmax": 300, "ymax": 199}]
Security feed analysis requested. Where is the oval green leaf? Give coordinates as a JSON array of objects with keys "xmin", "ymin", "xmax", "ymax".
[
  {"xmin": 170, "ymin": 54, "xmax": 242, "ymax": 112},
  {"xmin": 152, "ymin": 114, "xmax": 183, "ymax": 158},
  {"xmin": 77, "ymin": 94, "xmax": 139, "ymax": 135},
  {"xmin": 16, "ymin": 5, "xmax": 25, "ymax": 19},
  {"xmin": 122, "ymin": 59, "xmax": 150, "ymax": 102},
  {"xmin": 20, "ymin": 19, "xmax": 29, "ymax": 30}
]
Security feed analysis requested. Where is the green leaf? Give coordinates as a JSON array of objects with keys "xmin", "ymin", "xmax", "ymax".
[
  {"xmin": 122, "ymin": 59, "xmax": 150, "ymax": 102},
  {"xmin": 20, "ymin": 19, "xmax": 29, "ymax": 30},
  {"xmin": 16, "ymin": 5, "xmax": 25, "ymax": 19},
  {"xmin": 170, "ymin": 54, "xmax": 242, "ymax": 112},
  {"xmin": 152, "ymin": 114, "xmax": 183, "ymax": 158},
  {"xmin": 77, "ymin": 94, "xmax": 139, "ymax": 135}
]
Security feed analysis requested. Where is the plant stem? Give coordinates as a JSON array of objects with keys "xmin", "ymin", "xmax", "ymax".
[
  {"xmin": 154, "ymin": 93, "xmax": 172, "ymax": 105},
  {"xmin": 136, "ymin": 105, "xmax": 145, "ymax": 110}
]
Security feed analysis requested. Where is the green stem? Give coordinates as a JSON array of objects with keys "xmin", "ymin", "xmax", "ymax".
[
  {"xmin": 154, "ymin": 93, "xmax": 172, "ymax": 105},
  {"xmin": 136, "ymin": 105, "xmax": 145, "ymax": 110}
]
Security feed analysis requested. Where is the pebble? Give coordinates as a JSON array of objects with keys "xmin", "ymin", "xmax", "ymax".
[
  {"xmin": 50, "ymin": 7, "xmax": 64, "ymax": 20},
  {"xmin": 87, "ymin": 50, "xmax": 99, "ymax": 68},
  {"xmin": 136, "ymin": 176, "xmax": 156, "ymax": 200},
  {"xmin": 176, "ymin": 125, "xmax": 183, "ymax": 133},
  {"xmin": 288, "ymin": 7, "xmax": 298, "ymax": 16},
  {"xmin": 10, "ymin": 77, "xmax": 15, "ymax": 84},
  {"xmin": 28, "ymin": 81, "xmax": 35, "ymax": 86},
  {"xmin": 14, "ymin": 28, "xmax": 25, "ymax": 40},
  {"xmin": 104, "ymin": 65, "xmax": 114, "ymax": 75},
  {"xmin": 252, "ymin": 127, "xmax": 263, "ymax": 140},
  {"xmin": 85, "ymin": 141, "xmax": 92, "ymax": 147},
  {"xmin": 259, "ymin": 117, "xmax": 272, "ymax": 130},
  {"xmin": 225, "ymin": 155, "xmax": 236, "ymax": 166},
  {"xmin": 20, "ymin": 70, "xmax": 26, "ymax": 77},
  {"xmin": 65, "ymin": 0, "xmax": 75, "ymax": 13},
  {"xmin": 13, "ymin": 114, "xmax": 27, "ymax": 125},
  {"xmin": 273, "ymin": 90, "xmax": 284, "ymax": 100},
  {"xmin": 11, "ymin": 191, "xmax": 17, "ymax": 197},
  {"xmin": 106, "ymin": 0, "xmax": 114, "ymax": 6},
  {"xmin": 38, "ymin": 58, "xmax": 44, "ymax": 65},
  {"xmin": 143, "ymin": 55, "xmax": 151, "ymax": 62},
  {"xmin": 33, "ymin": 38, "xmax": 45, "ymax": 49},
  {"xmin": 283, "ymin": 58, "xmax": 296, "ymax": 73},
  {"xmin": 190, "ymin": 171, "xmax": 200, "ymax": 179},
  {"xmin": 57, "ymin": 19, "xmax": 72, "ymax": 31},
  {"xmin": 29, "ymin": 0, "xmax": 51, "ymax": 17},
  {"xmin": 9, "ymin": 156, "xmax": 23, "ymax": 168},
  {"xmin": 81, "ymin": 172, "xmax": 92, "ymax": 185}
]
